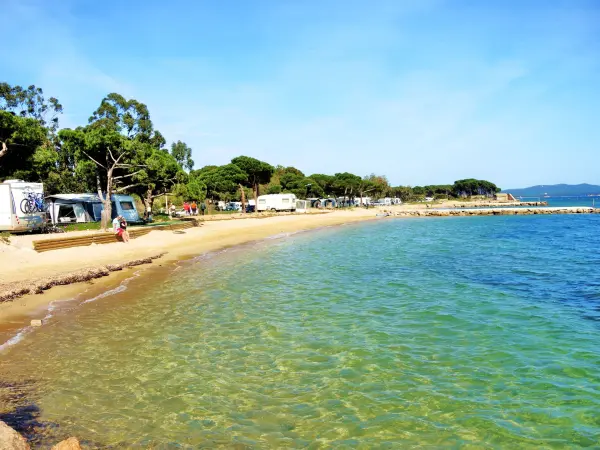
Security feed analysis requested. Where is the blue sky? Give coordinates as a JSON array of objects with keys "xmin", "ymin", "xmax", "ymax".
[{"xmin": 2, "ymin": 0, "xmax": 599, "ymax": 188}]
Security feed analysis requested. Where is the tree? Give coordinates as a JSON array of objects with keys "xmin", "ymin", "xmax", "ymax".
[
  {"xmin": 363, "ymin": 174, "xmax": 390, "ymax": 199},
  {"xmin": 452, "ymin": 179, "xmax": 500, "ymax": 198},
  {"xmin": 267, "ymin": 184, "xmax": 282, "ymax": 194},
  {"xmin": 0, "ymin": 83, "xmax": 62, "ymax": 173},
  {"xmin": 390, "ymin": 186, "xmax": 413, "ymax": 202},
  {"xmin": 170, "ymin": 140, "xmax": 194, "ymax": 171},
  {"xmin": 130, "ymin": 148, "xmax": 185, "ymax": 215},
  {"xmin": 195, "ymin": 164, "xmax": 248, "ymax": 202},
  {"xmin": 331, "ymin": 172, "xmax": 362, "ymax": 202},
  {"xmin": 0, "ymin": 83, "xmax": 63, "ymax": 133},
  {"xmin": 0, "ymin": 111, "xmax": 47, "ymax": 176},
  {"xmin": 309, "ymin": 174, "xmax": 334, "ymax": 196},
  {"xmin": 231, "ymin": 156, "xmax": 274, "ymax": 212},
  {"xmin": 61, "ymin": 93, "xmax": 162, "ymax": 229}
]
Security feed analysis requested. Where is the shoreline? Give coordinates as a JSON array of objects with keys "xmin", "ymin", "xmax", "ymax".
[
  {"xmin": 0, "ymin": 210, "xmax": 380, "ymax": 341},
  {"xmin": 1, "ymin": 203, "xmax": 598, "ymax": 342}
]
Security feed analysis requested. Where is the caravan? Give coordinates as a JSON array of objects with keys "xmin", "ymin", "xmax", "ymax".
[
  {"xmin": 0, "ymin": 180, "xmax": 46, "ymax": 232},
  {"xmin": 45, "ymin": 193, "xmax": 141, "ymax": 224},
  {"xmin": 257, "ymin": 194, "xmax": 297, "ymax": 212}
]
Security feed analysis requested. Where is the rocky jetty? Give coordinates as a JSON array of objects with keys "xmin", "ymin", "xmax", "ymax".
[
  {"xmin": 453, "ymin": 201, "xmax": 547, "ymax": 208},
  {"xmin": 391, "ymin": 207, "xmax": 598, "ymax": 218}
]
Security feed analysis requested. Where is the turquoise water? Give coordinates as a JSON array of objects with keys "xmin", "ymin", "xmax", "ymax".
[{"xmin": 1, "ymin": 215, "xmax": 600, "ymax": 448}]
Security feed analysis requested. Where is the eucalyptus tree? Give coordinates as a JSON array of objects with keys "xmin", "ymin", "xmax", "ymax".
[
  {"xmin": 0, "ymin": 111, "xmax": 47, "ymax": 176},
  {"xmin": 0, "ymin": 83, "xmax": 63, "ymax": 133},
  {"xmin": 171, "ymin": 140, "xmax": 194, "ymax": 171},
  {"xmin": 60, "ymin": 93, "xmax": 163, "ymax": 229},
  {"xmin": 0, "ymin": 83, "xmax": 62, "ymax": 182}
]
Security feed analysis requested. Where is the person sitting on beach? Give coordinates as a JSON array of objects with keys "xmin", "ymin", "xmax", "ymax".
[{"xmin": 113, "ymin": 215, "xmax": 130, "ymax": 243}]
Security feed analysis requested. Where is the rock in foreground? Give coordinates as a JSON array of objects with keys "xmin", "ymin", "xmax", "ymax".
[
  {"xmin": 51, "ymin": 437, "xmax": 82, "ymax": 450},
  {"xmin": 0, "ymin": 420, "xmax": 30, "ymax": 450}
]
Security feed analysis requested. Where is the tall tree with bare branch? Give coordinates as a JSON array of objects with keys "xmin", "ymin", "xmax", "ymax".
[{"xmin": 59, "ymin": 93, "xmax": 162, "ymax": 229}]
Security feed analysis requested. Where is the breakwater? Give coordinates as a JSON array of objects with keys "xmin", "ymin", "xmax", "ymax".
[
  {"xmin": 392, "ymin": 207, "xmax": 598, "ymax": 217},
  {"xmin": 452, "ymin": 201, "xmax": 547, "ymax": 208}
]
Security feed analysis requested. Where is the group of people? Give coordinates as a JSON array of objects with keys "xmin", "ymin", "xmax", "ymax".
[{"xmin": 182, "ymin": 201, "xmax": 206, "ymax": 216}]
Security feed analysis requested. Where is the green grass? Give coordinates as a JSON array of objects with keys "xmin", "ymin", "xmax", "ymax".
[{"xmin": 61, "ymin": 222, "xmax": 103, "ymax": 232}]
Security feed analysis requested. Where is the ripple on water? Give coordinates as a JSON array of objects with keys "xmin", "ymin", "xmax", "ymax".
[{"xmin": 0, "ymin": 215, "xmax": 599, "ymax": 447}]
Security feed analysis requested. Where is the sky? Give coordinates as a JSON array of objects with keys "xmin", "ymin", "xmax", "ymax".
[{"xmin": 2, "ymin": 0, "xmax": 599, "ymax": 189}]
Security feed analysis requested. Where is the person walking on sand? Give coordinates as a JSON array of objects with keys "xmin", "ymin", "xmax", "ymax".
[
  {"xmin": 200, "ymin": 202, "xmax": 206, "ymax": 216},
  {"xmin": 169, "ymin": 203, "xmax": 176, "ymax": 218},
  {"xmin": 191, "ymin": 201, "xmax": 198, "ymax": 216},
  {"xmin": 113, "ymin": 215, "xmax": 130, "ymax": 243},
  {"xmin": 183, "ymin": 201, "xmax": 191, "ymax": 216}
]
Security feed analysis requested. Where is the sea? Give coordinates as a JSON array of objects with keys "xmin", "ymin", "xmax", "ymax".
[
  {"xmin": 533, "ymin": 196, "xmax": 599, "ymax": 208},
  {"xmin": 1, "ymin": 204, "xmax": 599, "ymax": 448}
]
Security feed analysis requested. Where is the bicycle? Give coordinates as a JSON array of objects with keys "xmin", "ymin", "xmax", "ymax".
[{"xmin": 20, "ymin": 190, "xmax": 46, "ymax": 214}]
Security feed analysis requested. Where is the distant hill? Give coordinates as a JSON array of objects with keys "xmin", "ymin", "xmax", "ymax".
[{"xmin": 503, "ymin": 184, "xmax": 600, "ymax": 197}]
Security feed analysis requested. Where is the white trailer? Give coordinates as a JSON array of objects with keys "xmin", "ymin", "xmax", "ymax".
[
  {"xmin": 257, "ymin": 193, "xmax": 297, "ymax": 212},
  {"xmin": 0, "ymin": 180, "xmax": 46, "ymax": 232},
  {"xmin": 354, "ymin": 197, "xmax": 372, "ymax": 206}
]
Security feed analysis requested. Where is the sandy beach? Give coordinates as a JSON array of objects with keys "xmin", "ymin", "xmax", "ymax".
[{"xmin": 0, "ymin": 209, "xmax": 384, "ymax": 337}]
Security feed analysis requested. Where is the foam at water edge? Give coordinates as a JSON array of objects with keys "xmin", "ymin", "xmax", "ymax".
[
  {"xmin": 0, "ymin": 327, "xmax": 32, "ymax": 352},
  {"xmin": 82, "ymin": 270, "xmax": 142, "ymax": 304}
]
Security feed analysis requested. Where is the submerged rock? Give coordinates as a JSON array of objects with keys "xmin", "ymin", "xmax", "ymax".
[
  {"xmin": 51, "ymin": 437, "xmax": 81, "ymax": 450},
  {"xmin": 0, "ymin": 420, "xmax": 30, "ymax": 450}
]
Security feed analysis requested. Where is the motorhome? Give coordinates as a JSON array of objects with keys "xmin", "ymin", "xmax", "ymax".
[
  {"xmin": 257, "ymin": 194, "xmax": 297, "ymax": 212},
  {"xmin": 0, "ymin": 180, "xmax": 46, "ymax": 232}
]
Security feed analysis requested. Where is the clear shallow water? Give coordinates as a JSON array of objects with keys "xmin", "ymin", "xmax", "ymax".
[{"xmin": 1, "ymin": 215, "xmax": 600, "ymax": 448}]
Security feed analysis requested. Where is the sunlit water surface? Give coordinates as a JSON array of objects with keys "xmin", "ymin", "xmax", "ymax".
[{"xmin": 1, "ymin": 215, "xmax": 600, "ymax": 448}]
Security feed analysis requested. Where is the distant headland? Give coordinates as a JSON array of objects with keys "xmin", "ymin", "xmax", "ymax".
[{"xmin": 503, "ymin": 184, "xmax": 600, "ymax": 197}]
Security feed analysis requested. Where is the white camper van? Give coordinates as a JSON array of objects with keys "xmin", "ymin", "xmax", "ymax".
[
  {"xmin": 257, "ymin": 193, "xmax": 297, "ymax": 212},
  {"xmin": 0, "ymin": 180, "xmax": 46, "ymax": 232}
]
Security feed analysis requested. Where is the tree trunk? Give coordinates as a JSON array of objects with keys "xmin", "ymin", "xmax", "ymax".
[
  {"xmin": 100, "ymin": 167, "xmax": 113, "ymax": 231},
  {"xmin": 239, "ymin": 184, "xmax": 246, "ymax": 214},
  {"xmin": 0, "ymin": 141, "xmax": 8, "ymax": 160},
  {"xmin": 144, "ymin": 187, "xmax": 153, "ymax": 220},
  {"xmin": 253, "ymin": 184, "xmax": 259, "ymax": 212}
]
